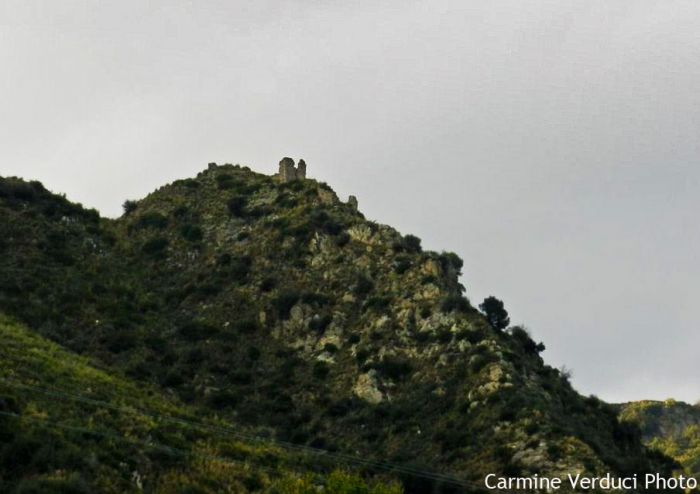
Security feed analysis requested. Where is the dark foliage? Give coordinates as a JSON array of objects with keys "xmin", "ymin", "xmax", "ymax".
[{"xmin": 479, "ymin": 296, "xmax": 510, "ymax": 331}]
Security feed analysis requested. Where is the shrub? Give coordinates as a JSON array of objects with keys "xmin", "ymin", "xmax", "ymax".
[
  {"xmin": 510, "ymin": 326, "xmax": 545, "ymax": 354},
  {"xmin": 233, "ymin": 318, "xmax": 258, "ymax": 334},
  {"xmin": 309, "ymin": 314, "xmax": 332, "ymax": 333},
  {"xmin": 122, "ymin": 200, "xmax": 138, "ymax": 215},
  {"xmin": 227, "ymin": 196, "xmax": 247, "ymax": 217},
  {"xmin": 173, "ymin": 178, "xmax": 200, "ymax": 188},
  {"xmin": 172, "ymin": 205, "xmax": 189, "ymax": 218},
  {"xmin": 309, "ymin": 210, "xmax": 343, "ymax": 235},
  {"xmin": 353, "ymin": 275, "xmax": 374, "ymax": 297},
  {"xmin": 207, "ymin": 389, "xmax": 239, "ymax": 409},
  {"xmin": 260, "ymin": 277, "xmax": 276, "ymax": 292},
  {"xmin": 374, "ymin": 356, "xmax": 412, "ymax": 381},
  {"xmin": 479, "ymin": 296, "xmax": 510, "ymax": 331},
  {"xmin": 441, "ymin": 294, "xmax": 470, "ymax": 313},
  {"xmin": 180, "ymin": 224, "xmax": 203, "ymax": 242},
  {"xmin": 363, "ymin": 296, "xmax": 391, "ymax": 313},
  {"xmin": 334, "ymin": 231, "xmax": 351, "ymax": 247},
  {"xmin": 216, "ymin": 173, "xmax": 235, "ymax": 189},
  {"xmin": 438, "ymin": 251, "xmax": 464, "ymax": 274},
  {"xmin": 301, "ymin": 292, "xmax": 331, "ymax": 306},
  {"xmin": 15, "ymin": 474, "xmax": 91, "ymax": 494},
  {"xmin": 273, "ymin": 292, "xmax": 300, "ymax": 319},
  {"xmin": 136, "ymin": 212, "xmax": 168, "ymax": 230},
  {"xmin": 313, "ymin": 361, "xmax": 330, "ymax": 379},
  {"xmin": 402, "ymin": 234, "xmax": 422, "ymax": 253},
  {"xmin": 225, "ymin": 255, "xmax": 252, "ymax": 281},
  {"xmin": 248, "ymin": 346, "xmax": 261, "ymax": 361},
  {"xmin": 178, "ymin": 321, "xmax": 219, "ymax": 341},
  {"xmin": 141, "ymin": 237, "xmax": 169, "ymax": 257},
  {"xmin": 393, "ymin": 256, "xmax": 411, "ymax": 274}
]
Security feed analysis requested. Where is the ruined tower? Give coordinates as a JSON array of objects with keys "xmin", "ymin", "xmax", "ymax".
[
  {"xmin": 277, "ymin": 157, "xmax": 307, "ymax": 182},
  {"xmin": 297, "ymin": 159, "xmax": 307, "ymax": 179}
]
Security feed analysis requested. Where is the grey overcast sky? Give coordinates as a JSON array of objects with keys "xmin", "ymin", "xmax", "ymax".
[{"xmin": 1, "ymin": 1, "xmax": 699, "ymax": 403}]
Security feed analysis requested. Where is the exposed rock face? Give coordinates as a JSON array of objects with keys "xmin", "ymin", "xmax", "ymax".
[
  {"xmin": 0, "ymin": 167, "xmax": 677, "ymax": 487},
  {"xmin": 353, "ymin": 371, "xmax": 385, "ymax": 404}
]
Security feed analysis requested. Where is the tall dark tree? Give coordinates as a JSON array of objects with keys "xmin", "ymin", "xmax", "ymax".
[{"xmin": 479, "ymin": 296, "xmax": 510, "ymax": 331}]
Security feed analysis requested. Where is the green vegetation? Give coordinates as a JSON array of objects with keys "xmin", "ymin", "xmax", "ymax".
[
  {"xmin": 0, "ymin": 167, "xmax": 678, "ymax": 491},
  {"xmin": 0, "ymin": 315, "xmax": 401, "ymax": 493},
  {"xmin": 620, "ymin": 400, "xmax": 700, "ymax": 477},
  {"xmin": 479, "ymin": 296, "xmax": 510, "ymax": 331}
]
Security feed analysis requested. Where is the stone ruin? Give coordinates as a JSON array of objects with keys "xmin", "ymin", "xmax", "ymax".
[
  {"xmin": 277, "ymin": 157, "xmax": 306, "ymax": 182},
  {"xmin": 275, "ymin": 157, "xmax": 359, "ymax": 210}
]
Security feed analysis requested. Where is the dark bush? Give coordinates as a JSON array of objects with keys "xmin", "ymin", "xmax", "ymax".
[
  {"xmin": 313, "ymin": 361, "xmax": 330, "ymax": 379},
  {"xmin": 229, "ymin": 255, "xmax": 252, "ymax": 281},
  {"xmin": 173, "ymin": 178, "xmax": 200, "ymax": 188},
  {"xmin": 438, "ymin": 251, "xmax": 464, "ymax": 274},
  {"xmin": 136, "ymin": 212, "xmax": 168, "ymax": 230},
  {"xmin": 403, "ymin": 234, "xmax": 422, "ymax": 253},
  {"xmin": 260, "ymin": 277, "xmax": 276, "ymax": 292},
  {"xmin": 248, "ymin": 346, "xmax": 261, "ymax": 361},
  {"xmin": 122, "ymin": 200, "xmax": 138, "ymax": 215},
  {"xmin": 178, "ymin": 321, "xmax": 219, "ymax": 341},
  {"xmin": 441, "ymin": 294, "xmax": 470, "ymax": 313},
  {"xmin": 309, "ymin": 210, "xmax": 343, "ymax": 235},
  {"xmin": 216, "ymin": 173, "xmax": 235, "ymax": 190},
  {"xmin": 363, "ymin": 296, "xmax": 391, "ymax": 312},
  {"xmin": 309, "ymin": 314, "xmax": 332, "ymax": 333},
  {"xmin": 510, "ymin": 326, "xmax": 545, "ymax": 354},
  {"xmin": 180, "ymin": 224, "xmax": 203, "ymax": 242},
  {"xmin": 233, "ymin": 318, "xmax": 258, "ymax": 334},
  {"xmin": 479, "ymin": 296, "xmax": 510, "ymax": 331},
  {"xmin": 227, "ymin": 196, "xmax": 247, "ymax": 217},
  {"xmin": 172, "ymin": 205, "xmax": 189, "ymax": 218},
  {"xmin": 334, "ymin": 231, "xmax": 350, "ymax": 247},
  {"xmin": 207, "ymin": 389, "xmax": 239, "ymax": 409},
  {"xmin": 374, "ymin": 356, "xmax": 412, "ymax": 381},
  {"xmin": 301, "ymin": 292, "xmax": 331, "ymax": 306},
  {"xmin": 393, "ymin": 256, "xmax": 412, "ymax": 274},
  {"xmin": 273, "ymin": 292, "xmax": 300, "ymax": 319},
  {"xmin": 353, "ymin": 275, "xmax": 374, "ymax": 297},
  {"xmin": 141, "ymin": 237, "xmax": 169, "ymax": 257}
]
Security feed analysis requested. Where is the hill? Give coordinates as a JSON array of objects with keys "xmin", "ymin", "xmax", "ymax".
[
  {"xmin": 0, "ymin": 163, "xmax": 679, "ymax": 491},
  {"xmin": 0, "ymin": 314, "xmax": 402, "ymax": 493},
  {"xmin": 621, "ymin": 400, "xmax": 700, "ymax": 479}
]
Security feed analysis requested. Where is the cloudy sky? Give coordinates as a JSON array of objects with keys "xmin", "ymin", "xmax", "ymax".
[{"xmin": 2, "ymin": 0, "xmax": 699, "ymax": 403}]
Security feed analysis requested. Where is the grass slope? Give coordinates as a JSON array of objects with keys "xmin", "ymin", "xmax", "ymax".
[{"xmin": 0, "ymin": 314, "xmax": 401, "ymax": 493}]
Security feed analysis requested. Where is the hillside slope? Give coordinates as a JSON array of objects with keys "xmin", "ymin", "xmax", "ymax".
[
  {"xmin": 621, "ymin": 400, "xmax": 700, "ymax": 478},
  {"xmin": 0, "ymin": 164, "xmax": 678, "ymax": 491},
  {"xmin": 0, "ymin": 314, "xmax": 401, "ymax": 493}
]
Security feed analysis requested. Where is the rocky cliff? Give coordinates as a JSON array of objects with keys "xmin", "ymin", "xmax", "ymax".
[{"xmin": 0, "ymin": 164, "xmax": 679, "ymax": 492}]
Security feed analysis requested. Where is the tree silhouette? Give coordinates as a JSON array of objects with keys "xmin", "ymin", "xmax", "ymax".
[{"xmin": 479, "ymin": 296, "xmax": 510, "ymax": 331}]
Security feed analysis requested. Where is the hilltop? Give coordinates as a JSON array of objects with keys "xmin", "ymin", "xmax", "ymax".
[{"xmin": 0, "ymin": 162, "xmax": 679, "ymax": 492}]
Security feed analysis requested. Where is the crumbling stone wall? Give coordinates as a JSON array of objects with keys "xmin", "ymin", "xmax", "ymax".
[{"xmin": 277, "ymin": 157, "xmax": 308, "ymax": 182}]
